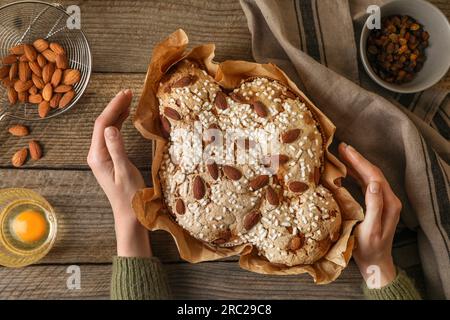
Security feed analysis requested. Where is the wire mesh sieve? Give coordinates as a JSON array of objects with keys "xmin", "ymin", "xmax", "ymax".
[{"xmin": 0, "ymin": 1, "xmax": 92, "ymax": 121}]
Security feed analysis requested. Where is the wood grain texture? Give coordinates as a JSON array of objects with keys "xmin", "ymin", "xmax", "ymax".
[
  {"xmin": 0, "ymin": 0, "xmax": 253, "ymax": 73},
  {"xmin": 0, "ymin": 261, "xmax": 365, "ymax": 299},
  {"xmin": 0, "ymin": 73, "xmax": 152, "ymax": 169}
]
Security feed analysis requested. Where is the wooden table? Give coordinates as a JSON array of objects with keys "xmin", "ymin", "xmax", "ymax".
[{"xmin": 0, "ymin": 0, "xmax": 447, "ymax": 300}]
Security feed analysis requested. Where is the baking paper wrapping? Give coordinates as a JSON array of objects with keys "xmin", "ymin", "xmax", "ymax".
[{"xmin": 133, "ymin": 29, "xmax": 364, "ymax": 284}]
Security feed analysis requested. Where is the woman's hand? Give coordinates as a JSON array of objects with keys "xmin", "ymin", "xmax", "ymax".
[
  {"xmin": 339, "ymin": 143, "xmax": 401, "ymax": 288},
  {"xmin": 87, "ymin": 89, "xmax": 151, "ymax": 258}
]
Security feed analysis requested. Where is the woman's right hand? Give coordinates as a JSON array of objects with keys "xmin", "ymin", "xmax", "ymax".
[{"xmin": 338, "ymin": 142, "xmax": 402, "ymax": 288}]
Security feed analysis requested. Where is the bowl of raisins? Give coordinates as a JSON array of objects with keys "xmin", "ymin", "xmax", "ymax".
[{"xmin": 360, "ymin": 0, "xmax": 450, "ymax": 93}]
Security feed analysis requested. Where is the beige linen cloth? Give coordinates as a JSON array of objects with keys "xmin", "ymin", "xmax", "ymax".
[{"xmin": 240, "ymin": 0, "xmax": 449, "ymax": 299}]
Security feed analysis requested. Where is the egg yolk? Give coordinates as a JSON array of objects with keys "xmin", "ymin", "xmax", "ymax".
[{"xmin": 11, "ymin": 210, "xmax": 48, "ymax": 244}]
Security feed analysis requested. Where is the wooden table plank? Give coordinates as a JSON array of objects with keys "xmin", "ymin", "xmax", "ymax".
[
  {"xmin": 0, "ymin": 0, "xmax": 253, "ymax": 73},
  {"xmin": 0, "ymin": 261, "xmax": 365, "ymax": 299},
  {"xmin": 0, "ymin": 73, "xmax": 152, "ymax": 169}
]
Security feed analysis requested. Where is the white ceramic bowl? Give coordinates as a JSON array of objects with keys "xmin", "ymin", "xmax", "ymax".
[{"xmin": 360, "ymin": 0, "xmax": 450, "ymax": 93}]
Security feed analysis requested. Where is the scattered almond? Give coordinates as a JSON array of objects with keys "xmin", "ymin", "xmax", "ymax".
[
  {"xmin": 7, "ymin": 87, "xmax": 17, "ymax": 104},
  {"xmin": 160, "ymin": 115, "xmax": 171, "ymax": 137},
  {"xmin": 214, "ymin": 91, "xmax": 228, "ymax": 110},
  {"xmin": 14, "ymin": 80, "xmax": 33, "ymax": 92},
  {"xmin": 288, "ymin": 234, "xmax": 304, "ymax": 251},
  {"xmin": 206, "ymin": 161, "xmax": 219, "ymax": 180},
  {"xmin": 9, "ymin": 62, "xmax": 18, "ymax": 80},
  {"xmin": 56, "ymin": 54, "xmax": 68, "ymax": 69},
  {"xmin": 29, "ymin": 140, "xmax": 42, "ymax": 160},
  {"xmin": 252, "ymin": 100, "xmax": 268, "ymax": 117},
  {"xmin": 11, "ymin": 148, "xmax": 28, "ymax": 167},
  {"xmin": 29, "ymin": 61, "xmax": 42, "ymax": 77},
  {"xmin": 172, "ymin": 75, "xmax": 197, "ymax": 88},
  {"xmin": 49, "ymin": 93, "xmax": 62, "ymax": 108},
  {"xmin": 38, "ymin": 101, "xmax": 50, "ymax": 118},
  {"xmin": 0, "ymin": 65, "xmax": 9, "ymax": 78},
  {"xmin": 32, "ymin": 74, "xmax": 45, "ymax": 89},
  {"xmin": 37, "ymin": 54, "xmax": 47, "ymax": 68},
  {"xmin": 18, "ymin": 91, "xmax": 28, "ymax": 103},
  {"xmin": 29, "ymin": 85, "xmax": 38, "ymax": 95},
  {"xmin": 42, "ymin": 63, "xmax": 55, "ymax": 83},
  {"xmin": 8, "ymin": 125, "xmax": 29, "ymax": 137},
  {"xmin": 266, "ymin": 186, "xmax": 279, "ymax": 206},
  {"xmin": 18, "ymin": 61, "xmax": 31, "ymax": 81},
  {"xmin": 2, "ymin": 54, "xmax": 17, "ymax": 65},
  {"xmin": 9, "ymin": 44, "xmax": 24, "ymax": 55},
  {"xmin": 51, "ymin": 69, "xmax": 63, "ymax": 87}
]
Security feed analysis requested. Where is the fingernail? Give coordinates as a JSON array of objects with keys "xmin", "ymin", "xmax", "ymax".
[
  {"xmin": 369, "ymin": 181, "xmax": 380, "ymax": 194},
  {"xmin": 341, "ymin": 142, "xmax": 348, "ymax": 148},
  {"xmin": 105, "ymin": 126, "xmax": 117, "ymax": 139},
  {"xmin": 115, "ymin": 90, "xmax": 124, "ymax": 97},
  {"xmin": 124, "ymin": 89, "xmax": 132, "ymax": 96}
]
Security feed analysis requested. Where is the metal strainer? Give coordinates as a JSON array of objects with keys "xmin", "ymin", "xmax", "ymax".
[{"xmin": 0, "ymin": 1, "xmax": 92, "ymax": 121}]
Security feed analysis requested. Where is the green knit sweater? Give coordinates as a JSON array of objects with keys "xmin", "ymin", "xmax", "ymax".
[{"xmin": 110, "ymin": 257, "xmax": 421, "ymax": 300}]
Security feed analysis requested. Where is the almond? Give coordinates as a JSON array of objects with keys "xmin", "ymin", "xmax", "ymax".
[
  {"xmin": 54, "ymin": 84, "xmax": 72, "ymax": 93},
  {"xmin": 14, "ymin": 80, "xmax": 33, "ymax": 92},
  {"xmin": 42, "ymin": 49, "xmax": 56, "ymax": 63},
  {"xmin": 11, "ymin": 148, "xmax": 28, "ymax": 167},
  {"xmin": 38, "ymin": 100, "xmax": 49, "ymax": 115},
  {"xmin": 18, "ymin": 61, "xmax": 31, "ymax": 81},
  {"xmin": 172, "ymin": 75, "xmax": 197, "ymax": 88},
  {"xmin": 37, "ymin": 54, "xmax": 47, "ymax": 68},
  {"xmin": 29, "ymin": 140, "xmax": 42, "ymax": 160},
  {"xmin": 2, "ymin": 78, "xmax": 13, "ymax": 88},
  {"xmin": 212, "ymin": 229, "xmax": 232, "ymax": 245},
  {"xmin": 244, "ymin": 210, "xmax": 262, "ymax": 230},
  {"xmin": 18, "ymin": 91, "xmax": 28, "ymax": 103},
  {"xmin": 249, "ymin": 175, "xmax": 269, "ymax": 191},
  {"xmin": 33, "ymin": 39, "xmax": 49, "ymax": 52},
  {"xmin": 23, "ymin": 44, "xmax": 37, "ymax": 61},
  {"xmin": 49, "ymin": 93, "xmax": 62, "ymax": 108},
  {"xmin": 266, "ymin": 186, "xmax": 279, "ymax": 206},
  {"xmin": 10, "ymin": 44, "xmax": 24, "ymax": 55},
  {"xmin": 288, "ymin": 181, "xmax": 309, "ymax": 193},
  {"xmin": 214, "ymin": 91, "xmax": 228, "ymax": 110},
  {"xmin": 55, "ymin": 54, "xmax": 68, "ymax": 69},
  {"xmin": 63, "ymin": 69, "xmax": 80, "ymax": 85},
  {"xmin": 51, "ymin": 68, "xmax": 63, "ymax": 87},
  {"xmin": 50, "ymin": 42, "xmax": 65, "ymax": 55},
  {"xmin": 160, "ymin": 115, "xmax": 171, "ymax": 138},
  {"xmin": 8, "ymin": 125, "xmax": 29, "ymax": 137},
  {"xmin": 2, "ymin": 54, "xmax": 17, "ymax": 64},
  {"xmin": 7, "ymin": 87, "xmax": 17, "ymax": 104},
  {"xmin": 29, "ymin": 93, "xmax": 43, "ymax": 104},
  {"xmin": 59, "ymin": 90, "xmax": 75, "ymax": 108},
  {"xmin": 252, "ymin": 100, "xmax": 268, "ymax": 117},
  {"xmin": 32, "ymin": 74, "xmax": 45, "ymax": 89},
  {"xmin": 229, "ymin": 92, "xmax": 247, "ymax": 103},
  {"xmin": 206, "ymin": 161, "xmax": 219, "ymax": 180},
  {"xmin": 164, "ymin": 107, "xmax": 181, "ymax": 120},
  {"xmin": 0, "ymin": 66, "xmax": 9, "ymax": 78},
  {"xmin": 281, "ymin": 128, "xmax": 301, "ymax": 143},
  {"xmin": 223, "ymin": 165, "xmax": 242, "ymax": 181},
  {"xmin": 175, "ymin": 199, "xmax": 185, "ymax": 215},
  {"xmin": 283, "ymin": 90, "xmax": 297, "ymax": 100},
  {"xmin": 29, "ymin": 85, "xmax": 38, "ymax": 95},
  {"xmin": 288, "ymin": 234, "xmax": 305, "ymax": 251},
  {"xmin": 42, "ymin": 83, "xmax": 53, "ymax": 101},
  {"xmin": 9, "ymin": 62, "xmax": 18, "ymax": 80},
  {"xmin": 19, "ymin": 54, "xmax": 28, "ymax": 62},
  {"xmin": 29, "ymin": 61, "xmax": 42, "ymax": 77},
  {"xmin": 193, "ymin": 176, "xmax": 206, "ymax": 200},
  {"xmin": 42, "ymin": 63, "xmax": 55, "ymax": 83}
]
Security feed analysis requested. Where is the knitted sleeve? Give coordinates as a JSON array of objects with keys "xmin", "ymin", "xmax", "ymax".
[
  {"xmin": 363, "ymin": 268, "xmax": 422, "ymax": 300},
  {"xmin": 111, "ymin": 256, "xmax": 171, "ymax": 300}
]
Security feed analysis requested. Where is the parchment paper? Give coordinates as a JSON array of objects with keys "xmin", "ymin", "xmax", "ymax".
[{"xmin": 133, "ymin": 29, "xmax": 364, "ymax": 284}]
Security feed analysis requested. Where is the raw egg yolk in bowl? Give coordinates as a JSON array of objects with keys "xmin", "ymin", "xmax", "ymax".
[{"xmin": 11, "ymin": 210, "xmax": 48, "ymax": 244}]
